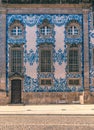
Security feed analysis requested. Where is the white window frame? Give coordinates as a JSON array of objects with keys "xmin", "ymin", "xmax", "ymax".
[
  {"xmin": 68, "ymin": 26, "xmax": 79, "ymax": 36},
  {"xmin": 40, "ymin": 26, "xmax": 52, "ymax": 36},
  {"xmin": 9, "ymin": 20, "xmax": 24, "ymax": 39},
  {"xmin": 11, "ymin": 26, "xmax": 22, "ymax": 36},
  {"xmin": 66, "ymin": 21, "xmax": 81, "ymax": 38}
]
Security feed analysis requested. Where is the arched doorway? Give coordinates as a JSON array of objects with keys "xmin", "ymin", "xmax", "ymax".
[{"xmin": 11, "ymin": 79, "xmax": 21, "ymax": 104}]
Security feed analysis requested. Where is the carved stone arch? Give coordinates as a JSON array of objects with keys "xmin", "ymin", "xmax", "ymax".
[
  {"xmin": 65, "ymin": 20, "xmax": 81, "ymax": 38},
  {"xmin": 37, "ymin": 18, "xmax": 54, "ymax": 39},
  {"xmin": 38, "ymin": 18, "xmax": 54, "ymax": 28},
  {"xmin": 8, "ymin": 20, "xmax": 25, "ymax": 39},
  {"xmin": 66, "ymin": 20, "xmax": 81, "ymax": 26}
]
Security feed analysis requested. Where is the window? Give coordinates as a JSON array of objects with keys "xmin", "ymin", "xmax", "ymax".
[
  {"xmin": 10, "ymin": 46, "xmax": 23, "ymax": 73},
  {"xmin": 11, "ymin": 26, "xmax": 22, "ymax": 36},
  {"xmin": 69, "ymin": 79, "xmax": 80, "ymax": 86},
  {"xmin": 39, "ymin": 45, "xmax": 53, "ymax": 87},
  {"xmin": 38, "ymin": 19, "xmax": 54, "ymax": 38},
  {"xmin": 9, "ymin": 20, "xmax": 24, "ymax": 38},
  {"xmin": 40, "ymin": 26, "xmax": 51, "ymax": 36},
  {"xmin": 40, "ymin": 49, "xmax": 51, "ymax": 72},
  {"xmin": 66, "ymin": 21, "xmax": 81, "ymax": 38},
  {"xmin": 68, "ymin": 45, "xmax": 79, "ymax": 72},
  {"xmin": 40, "ymin": 79, "xmax": 52, "ymax": 86},
  {"xmin": 68, "ymin": 26, "xmax": 79, "ymax": 36}
]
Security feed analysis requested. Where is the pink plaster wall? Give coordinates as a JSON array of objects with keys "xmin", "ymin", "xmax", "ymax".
[{"xmin": 25, "ymin": 25, "xmax": 66, "ymax": 79}]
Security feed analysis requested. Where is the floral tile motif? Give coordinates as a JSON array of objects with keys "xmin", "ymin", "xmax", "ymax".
[
  {"xmin": 6, "ymin": 14, "xmax": 84, "ymax": 92},
  {"xmin": 53, "ymin": 49, "xmax": 67, "ymax": 65}
]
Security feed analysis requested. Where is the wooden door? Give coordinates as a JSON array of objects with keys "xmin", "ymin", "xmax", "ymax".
[{"xmin": 11, "ymin": 79, "xmax": 21, "ymax": 104}]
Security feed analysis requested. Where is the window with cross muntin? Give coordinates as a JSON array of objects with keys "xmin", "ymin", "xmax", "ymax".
[
  {"xmin": 9, "ymin": 20, "xmax": 24, "ymax": 39},
  {"xmin": 68, "ymin": 26, "xmax": 79, "ymax": 36},
  {"xmin": 40, "ymin": 26, "xmax": 52, "ymax": 36},
  {"xmin": 38, "ymin": 19, "xmax": 54, "ymax": 38},
  {"xmin": 11, "ymin": 26, "xmax": 22, "ymax": 36},
  {"xmin": 66, "ymin": 21, "xmax": 81, "ymax": 38}
]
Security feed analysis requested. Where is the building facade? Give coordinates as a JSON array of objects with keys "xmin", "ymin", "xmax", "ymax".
[{"xmin": 0, "ymin": 0, "xmax": 94, "ymax": 104}]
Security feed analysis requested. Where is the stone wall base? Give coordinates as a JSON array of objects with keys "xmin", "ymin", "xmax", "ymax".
[
  {"xmin": 0, "ymin": 91, "xmax": 94, "ymax": 105},
  {"xmin": 22, "ymin": 92, "xmax": 82, "ymax": 104},
  {"xmin": 0, "ymin": 92, "xmax": 9, "ymax": 105},
  {"xmin": 84, "ymin": 91, "xmax": 94, "ymax": 104}
]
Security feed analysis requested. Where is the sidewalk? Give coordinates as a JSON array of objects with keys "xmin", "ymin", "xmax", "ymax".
[{"xmin": 0, "ymin": 105, "xmax": 94, "ymax": 115}]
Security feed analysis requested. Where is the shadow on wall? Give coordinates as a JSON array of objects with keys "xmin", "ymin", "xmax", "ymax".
[{"xmin": 1, "ymin": 0, "xmax": 92, "ymax": 4}]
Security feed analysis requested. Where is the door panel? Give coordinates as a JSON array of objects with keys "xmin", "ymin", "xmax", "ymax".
[{"xmin": 11, "ymin": 79, "xmax": 21, "ymax": 104}]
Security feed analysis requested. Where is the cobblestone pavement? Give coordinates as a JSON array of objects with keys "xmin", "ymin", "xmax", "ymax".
[{"xmin": 0, "ymin": 115, "xmax": 94, "ymax": 130}]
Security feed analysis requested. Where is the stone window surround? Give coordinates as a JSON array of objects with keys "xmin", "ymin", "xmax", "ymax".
[
  {"xmin": 8, "ymin": 45, "xmax": 24, "ymax": 101},
  {"xmin": 9, "ymin": 44, "xmax": 24, "ymax": 76},
  {"xmin": 40, "ymin": 78, "xmax": 53, "ymax": 86},
  {"xmin": 11, "ymin": 26, "xmax": 22, "ymax": 36},
  {"xmin": 40, "ymin": 26, "xmax": 52, "ymax": 36},
  {"xmin": 66, "ymin": 20, "xmax": 81, "ymax": 38},
  {"xmin": 68, "ymin": 78, "xmax": 81, "ymax": 86},
  {"xmin": 38, "ymin": 19, "xmax": 54, "ymax": 38},
  {"xmin": 40, "ymin": 49, "xmax": 51, "ymax": 72},
  {"xmin": 9, "ymin": 20, "xmax": 25, "ymax": 39},
  {"xmin": 39, "ymin": 44, "xmax": 53, "ymax": 73},
  {"xmin": 67, "ymin": 44, "xmax": 81, "ymax": 74},
  {"xmin": 67, "ymin": 26, "xmax": 79, "ymax": 35},
  {"xmin": 39, "ymin": 44, "xmax": 53, "ymax": 87}
]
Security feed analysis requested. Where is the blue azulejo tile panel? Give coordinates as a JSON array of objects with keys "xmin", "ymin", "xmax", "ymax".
[
  {"xmin": 6, "ymin": 14, "xmax": 84, "ymax": 92},
  {"xmin": 88, "ymin": 12, "xmax": 94, "ymax": 91},
  {"xmin": 24, "ymin": 75, "xmax": 83, "ymax": 92},
  {"xmin": 90, "ymin": 86, "xmax": 94, "ymax": 92},
  {"xmin": 6, "ymin": 14, "xmax": 83, "ymax": 45},
  {"xmin": 53, "ymin": 49, "xmax": 67, "ymax": 65},
  {"xmin": 66, "ymin": 74, "xmax": 81, "ymax": 78},
  {"xmin": 7, "ymin": 14, "xmax": 82, "ymax": 27},
  {"xmin": 24, "ymin": 49, "xmax": 39, "ymax": 65},
  {"xmin": 7, "ymin": 14, "xmax": 83, "ymax": 45}
]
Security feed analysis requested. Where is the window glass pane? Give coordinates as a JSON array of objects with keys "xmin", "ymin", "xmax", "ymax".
[
  {"xmin": 69, "ymin": 79, "xmax": 80, "ymax": 85},
  {"xmin": 11, "ymin": 27, "xmax": 16, "ymax": 36},
  {"xmin": 41, "ymin": 79, "xmax": 52, "ymax": 85},
  {"xmin": 18, "ymin": 27, "xmax": 22, "ymax": 35},
  {"xmin": 74, "ymin": 26, "xmax": 79, "ymax": 35},
  {"xmin": 68, "ymin": 26, "xmax": 72, "ymax": 35},
  {"xmin": 11, "ymin": 26, "xmax": 22, "ymax": 36},
  {"xmin": 41, "ymin": 79, "xmax": 46, "ymax": 85},
  {"xmin": 11, "ymin": 49, "xmax": 22, "ymax": 73},
  {"xmin": 69, "ymin": 47, "xmax": 79, "ymax": 72},
  {"xmin": 74, "ymin": 79, "xmax": 79, "ymax": 85},
  {"xmin": 46, "ymin": 79, "xmax": 51, "ymax": 85},
  {"xmin": 41, "ymin": 50, "xmax": 51, "ymax": 72},
  {"xmin": 69, "ymin": 79, "xmax": 74, "ymax": 85},
  {"xmin": 68, "ymin": 26, "xmax": 79, "ymax": 35},
  {"xmin": 40, "ymin": 26, "xmax": 51, "ymax": 36}
]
